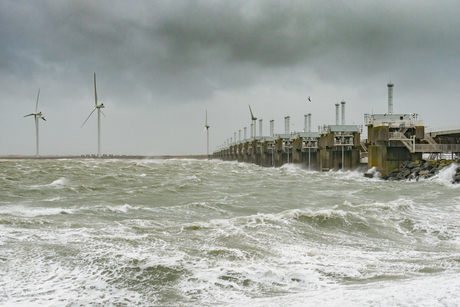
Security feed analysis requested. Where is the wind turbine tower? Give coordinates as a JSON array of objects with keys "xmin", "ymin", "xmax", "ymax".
[
  {"xmin": 249, "ymin": 105, "xmax": 257, "ymax": 138},
  {"xmin": 24, "ymin": 89, "xmax": 46, "ymax": 157},
  {"xmin": 81, "ymin": 73, "xmax": 106, "ymax": 157},
  {"xmin": 205, "ymin": 110, "xmax": 210, "ymax": 157}
]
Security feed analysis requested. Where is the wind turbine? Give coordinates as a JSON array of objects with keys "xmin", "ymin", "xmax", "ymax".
[
  {"xmin": 205, "ymin": 110, "xmax": 210, "ymax": 158},
  {"xmin": 248, "ymin": 105, "xmax": 257, "ymax": 138},
  {"xmin": 24, "ymin": 89, "xmax": 46, "ymax": 157},
  {"xmin": 81, "ymin": 73, "xmax": 105, "ymax": 157}
]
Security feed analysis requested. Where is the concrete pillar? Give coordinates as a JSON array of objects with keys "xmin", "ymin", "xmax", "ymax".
[
  {"xmin": 251, "ymin": 140, "xmax": 260, "ymax": 165},
  {"xmin": 259, "ymin": 119, "xmax": 263, "ymax": 137},
  {"xmin": 243, "ymin": 142, "xmax": 249, "ymax": 163},
  {"xmin": 292, "ymin": 138, "xmax": 303, "ymax": 163},
  {"xmin": 274, "ymin": 139, "xmax": 284, "ymax": 167},
  {"xmin": 239, "ymin": 143, "xmax": 243, "ymax": 162},
  {"xmin": 260, "ymin": 141, "xmax": 270, "ymax": 167}
]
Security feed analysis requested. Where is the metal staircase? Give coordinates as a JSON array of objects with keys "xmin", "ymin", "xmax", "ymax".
[{"xmin": 389, "ymin": 132, "xmax": 415, "ymax": 152}]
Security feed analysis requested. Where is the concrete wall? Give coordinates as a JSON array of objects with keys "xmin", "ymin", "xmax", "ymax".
[
  {"xmin": 301, "ymin": 150, "xmax": 318, "ymax": 170},
  {"xmin": 319, "ymin": 133, "xmax": 335, "ymax": 149},
  {"xmin": 415, "ymin": 126, "xmax": 425, "ymax": 139},
  {"xmin": 368, "ymin": 126, "xmax": 389, "ymax": 145},
  {"xmin": 367, "ymin": 124, "xmax": 425, "ymax": 175},
  {"xmin": 320, "ymin": 148, "xmax": 360, "ymax": 171},
  {"xmin": 260, "ymin": 142, "xmax": 274, "ymax": 167},
  {"xmin": 292, "ymin": 138, "xmax": 303, "ymax": 163}
]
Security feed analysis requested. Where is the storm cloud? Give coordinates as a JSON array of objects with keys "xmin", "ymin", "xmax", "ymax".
[{"xmin": 1, "ymin": 0, "xmax": 459, "ymax": 155}]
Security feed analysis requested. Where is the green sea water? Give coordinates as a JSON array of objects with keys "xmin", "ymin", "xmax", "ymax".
[{"xmin": 1, "ymin": 159, "xmax": 460, "ymax": 306}]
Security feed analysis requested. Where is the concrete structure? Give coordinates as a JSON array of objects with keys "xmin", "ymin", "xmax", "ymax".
[
  {"xmin": 214, "ymin": 116, "xmax": 322, "ymax": 169},
  {"xmin": 318, "ymin": 123, "xmax": 362, "ymax": 171},
  {"xmin": 316, "ymin": 101, "xmax": 362, "ymax": 171},
  {"xmin": 364, "ymin": 82, "xmax": 460, "ymax": 175},
  {"xmin": 213, "ymin": 83, "xmax": 460, "ymax": 172},
  {"xmin": 291, "ymin": 131, "xmax": 320, "ymax": 170},
  {"xmin": 365, "ymin": 113, "xmax": 425, "ymax": 175}
]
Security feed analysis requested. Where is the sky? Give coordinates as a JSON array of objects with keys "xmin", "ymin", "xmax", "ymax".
[{"xmin": 1, "ymin": 0, "xmax": 460, "ymax": 156}]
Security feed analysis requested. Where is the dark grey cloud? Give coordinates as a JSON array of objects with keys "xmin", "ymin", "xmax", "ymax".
[
  {"xmin": 1, "ymin": 0, "xmax": 460, "ymax": 155},
  {"xmin": 3, "ymin": 0, "xmax": 460, "ymax": 101}
]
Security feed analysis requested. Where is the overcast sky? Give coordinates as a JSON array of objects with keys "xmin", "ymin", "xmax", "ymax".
[{"xmin": 1, "ymin": 0, "xmax": 459, "ymax": 156}]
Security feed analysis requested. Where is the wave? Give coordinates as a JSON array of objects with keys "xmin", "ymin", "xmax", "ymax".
[
  {"xmin": 426, "ymin": 163, "xmax": 460, "ymax": 188},
  {"xmin": 101, "ymin": 204, "xmax": 140, "ymax": 213},
  {"xmin": 2, "ymin": 158, "xmax": 460, "ymax": 306},
  {"xmin": 335, "ymin": 198, "xmax": 415, "ymax": 212},
  {"xmin": 49, "ymin": 177, "xmax": 69, "ymax": 187},
  {"xmin": 222, "ymin": 272, "xmax": 460, "ymax": 307},
  {"xmin": 0, "ymin": 205, "xmax": 73, "ymax": 217}
]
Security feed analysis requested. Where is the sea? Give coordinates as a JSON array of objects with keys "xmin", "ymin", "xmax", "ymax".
[{"xmin": 1, "ymin": 158, "xmax": 460, "ymax": 306}]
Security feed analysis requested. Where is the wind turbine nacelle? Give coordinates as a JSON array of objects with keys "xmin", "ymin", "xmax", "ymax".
[{"xmin": 97, "ymin": 104, "xmax": 105, "ymax": 109}]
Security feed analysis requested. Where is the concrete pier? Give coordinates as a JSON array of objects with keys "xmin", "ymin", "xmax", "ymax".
[
  {"xmin": 366, "ymin": 114, "xmax": 428, "ymax": 175},
  {"xmin": 318, "ymin": 125, "xmax": 361, "ymax": 171},
  {"xmin": 213, "ymin": 83, "xmax": 460, "ymax": 173},
  {"xmin": 214, "ymin": 128, "xmax": 361, "ymax": 171}
]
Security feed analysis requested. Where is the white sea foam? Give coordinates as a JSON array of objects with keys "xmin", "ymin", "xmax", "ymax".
[
  {"xmin": 49, "ymin": 177, "xmax": 69, "ymax": 187},
  {"xmin": 42, "ymin": 196, "xmax": 62, "ymax": 202},
  {"xmin": 366, "ymin": 166, "xmax": 382, "ymax": 178},
  {"xmin": 1, "ymin": 258, "xmax": 143, "ymax": 306},
  {"xmin": 337, "ymin": 198, "xmax": 415, "ymax": 212},
  {"xmin": 226, "ymin": 272, "xmax": 460, "ymax": 307},
  {"xmin": 430, "ymin": 163, "xmax": 460, "ymax": 187},
  {"xmin": 0, "ymin": 205, "xmax": 73, "ymax": 217},
  {"xmin": 105, "ymin": 204, "xmax": 138, "ymax": 213},
  {"xmin": 3, "ymin": 158, "xmax": 460, "ymax": 306}
]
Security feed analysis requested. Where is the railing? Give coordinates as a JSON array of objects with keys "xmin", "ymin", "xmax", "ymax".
[
  {"xmin": 389, "ymin": 132, "xmax": 414, "ymax": 152},
  {"xmin": 388, "ymin": 132, "xmax": 460, "ymax": 153},
  {"xmin": 415, "ymin": 144, "xmax": 460, "ymax": 153},
  {"xmin": 334, "ymin": 138, "xmax": 354, "ymax": 146},
  {"xmin": 389, "ymin": 132, "xmax": 407, "ymax": 139},
  {"xmin": 423, "ymin": 133, "xmax": 438, "ymax": 146},
  {"xmin": 302, "ymin": 141, "xmax": 318, "ymax": 150},
  {"xmin": 369, "ymin": 119, "xmax": 424, "ymax": 127},
  {"xmin": 426, "ymin": 125, "xmax": 460, "ymax": 133},
  {"xmin": 364, "ymin": 113, "xmax": 423, "ymax": 127}
]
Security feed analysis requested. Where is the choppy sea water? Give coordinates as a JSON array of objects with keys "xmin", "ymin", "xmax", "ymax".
[{"xmin": 1, "ymin": 158, "xmax": 460, "ymax": 306}]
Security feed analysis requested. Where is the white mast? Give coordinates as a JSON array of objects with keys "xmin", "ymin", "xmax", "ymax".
[
  {"xmin": 24, "ymin": 89, "xmax": 46, "ymax": 157},
  {"xmin": 81, "ymin": 73, "xmax": 106, "ymax": 157},
  {"xmin": 388, "ymin": 82, "xmax": 394, "ymax": 114}
]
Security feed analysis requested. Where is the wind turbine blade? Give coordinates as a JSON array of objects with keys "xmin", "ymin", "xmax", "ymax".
[
  {"xmin": 24, "ymin": 113, "xmax": 34, "ymax": 117},
  {"xmin": 100, "ymin": 109, "xmax": 107, "ymax": 117},
  {"xmin": 94, "ymin": 73, "xmax": 98, "ymax": 106},
  {"xmin": 205, "ymin": 110, "xmax": 207, "ymax": 126},
  {"xmin": 202, "ymin": 127, "xmax": 207, "ymax": 135},
  {"xmin": 41, "ymin": 117, "xmax": 46, "ymax": 121},
  {"xmin": 81, "ymin": 107, "xmax": 97, "ymax": 128},
  {"xmin": 249, "ymin": 105, "xmax": 254, "ymax": 118},
  {"xmin": 35, "ymin": 89, "xmax": 40, "ymax": 112}
]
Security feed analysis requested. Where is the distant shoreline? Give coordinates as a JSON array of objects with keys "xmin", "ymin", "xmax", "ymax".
[{"xmin": 0, "ymin": 155, "xmax": 210, "ymax": 160}]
